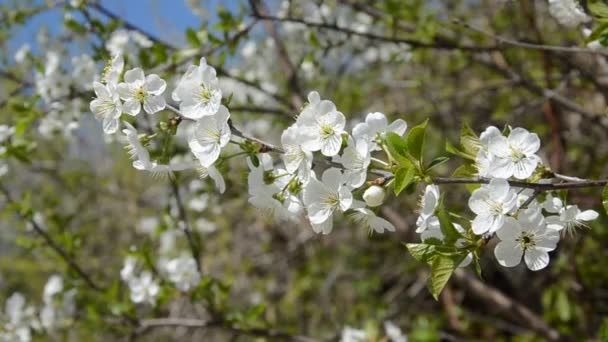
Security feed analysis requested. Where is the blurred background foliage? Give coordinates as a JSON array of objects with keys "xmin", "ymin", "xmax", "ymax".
[{"xmin": 0, "ymin": 0, "xmax": 607, "ymax": 341}]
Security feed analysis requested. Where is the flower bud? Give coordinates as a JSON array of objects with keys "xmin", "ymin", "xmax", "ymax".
[{"xmin": 363, "ymin": 185, "xmax": 385, "ymax": 207}]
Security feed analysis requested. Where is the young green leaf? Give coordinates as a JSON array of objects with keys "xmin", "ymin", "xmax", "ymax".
[
  {"xmin": 436, "ymin": 206, "xmax": 463, "ymax": 243},
  {"xmin": 393, "ymin": 167, "xmax": 416, "ymax": 196},
  {"xmin": 445, "ymin": 140, "xmax": 476, "ymax": 161},
  {"xmin": 406, "ymin": 119, "xmax": 428, "ymax": 162},
  {"xmin": 427, "ymin": 156, "xmax": 449, "ymax": 172},
  {"xmin": 589, "ymin": 0, "xmax": 608, "ymax": 18},
  {"xmin": 429, "ymin": 253, "xmax": 466, "ymax": 300},
  {"xmin": 460, "ymin": 123, "xmax": 480, "ymax": 156},
  {"xmin": 186, "ymin": 28, "xmax": 201, "ymax": 47},
  {"xmin": 385, "ymin": 132, "xmax": 411, "ymax": 167}
]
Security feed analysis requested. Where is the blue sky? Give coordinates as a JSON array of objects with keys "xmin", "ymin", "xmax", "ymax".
[{"xmin": 8, "ymin": 0, "xmax": 241, "ymax": 53}]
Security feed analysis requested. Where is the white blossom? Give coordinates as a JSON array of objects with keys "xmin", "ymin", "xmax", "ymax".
[
  {"xmin": 164, "ymin": 255, "xmax": 201, "ymax": 292},
  {"xmin": 303, "ymin": 168, "xmax": 353, "ymax": 233},
  {"xmin": 353, "ymin": 112, "xmax": 407, "ymax": 151},
  {"xmin": 71, "ymin": 54, "xmax": 98, "ymax": 91},
  {"xmin": 281, "ymin": 125, "xmax": 313, "ymax": 182},
  {"xmin": 475, "ymin": 126, "xmax": 501, "ymax": 177},
  {"xmin": 545, "ymin": 204, "xmax": 598, "ymax": 233},
  {"xmin": 247, "ymin": 155, "xmax": 302, "ymax": 222},
  {"xmin": 340, "ymin": 326, "xmax": 367, "ymax": 342},
  {"xmin": 128, "ymin": 271, "xmax": 160, "ymax": 305},
  {"xmin": 90, "ymin": 82, "xmax": 122, "ymax": 134},
  {"xmin": 103, "ymin": 54, "xmax": 124, "ymax": 85},
  {"xmin": 468, "ymin": 178, "xmax": 517, "ymax": 235},
  {"xmin": 117, "ymin": 68, "xmax": 167, "ymax": 115},
  {"xmin": 349, "ymin": 207, "xmax": 395, "ymax": 233},
  {"xmin": 173, "ymin": 58, "xmax": 222, "ymax": 120},
  {"xmin": 123, "ymin": 122, "xmax": 197, "ymax": 175},
  {"xmin": 487, "ymin": 127, "xmax": 542, "ymax": 180},
  {"xmin": 548, "ymin": 0, "xmax": 590, "ymax": 27},
  {"xmin": 297, "ymin": 92, "xmax": 347, "ymax": 157},
  {"xmin": 0, "ymin": 293, "xmax": 39, "ymax": 342},
  {"xmin": 188, "ymin": 105, "xmax": 231, "ymax": 167},
  {"xmin": 335, "ymin": 138, "xmax": 371, "ymax": 188},
  {"xmin": 383, "ymin": 321, "xmax": 408, "ymax": 342},
  {"xmin": 416, "ymin": 185, "xmax": 440, "ymax": 233},
  {"xmin": 494, "ymin": 208, "xmax": 559, "ymax": 271},
  {"xmin": 197, "ymin": 165, "xmax": 226, "ymax": 194}
]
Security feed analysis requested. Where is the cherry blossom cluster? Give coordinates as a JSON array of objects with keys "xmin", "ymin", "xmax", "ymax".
[
  {"xmin": 89, "ymin": 54, "xmax": 601, "ymax": 305},
  {"xmin": 415, "ymin": 126, "xmax": 599, "ymax": 271},
  {"xmin": 0, "ymin": 276, "xmax": 75, "ymax": 342}
]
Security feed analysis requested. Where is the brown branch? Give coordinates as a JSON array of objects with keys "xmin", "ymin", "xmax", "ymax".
[
  {"xmin": 249, "ymin": 0, "xmax": 305, "ymax": 109},
  {"xmin": 457, "ymin": 19, "xmax": 608, "ymax": 57},
  {"xmin": 452, "ymin": 269, "xmax": 563, "ymax": 341},
  {"xmin": 136, "ymin": 317, "xmax": 318, "ymax": 342},
  {"xmin": 88, "ymin": 2, "xmax": 178, "ymax": 50},
  {"xmin": 251, "ymin": 14, "xmax": 499, "ymax": 52}
]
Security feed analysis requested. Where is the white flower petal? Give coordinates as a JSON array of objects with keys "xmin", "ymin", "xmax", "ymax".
[
  {"xmin": 524, "ymin": 248, "xmax": 550, "ymax": 271},
  {"xmin": 143, "ymin": 95, "xmax": 166, "ymax": 114},
  {"xmin": 494, "ymin": 240, "xmax": 523, "ymax": 267}
]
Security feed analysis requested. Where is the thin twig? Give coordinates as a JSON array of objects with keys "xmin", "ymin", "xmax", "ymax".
[
  {"xmin": 457, "ymin": 19, "xmax": 608, "ymax": 57},
  {"xmin": 169, "ymin": 178, "xmax": 202, "ymax": 272},
  {"xmin": 251, "ymin": 14, "xmax": 499, "ymax": 51}
]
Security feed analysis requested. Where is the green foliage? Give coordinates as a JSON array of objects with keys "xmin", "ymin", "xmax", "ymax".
[
  {"xmin": 406, "ymin": 239, "xmax": 469, "ymax": 300},
  {"xmin": 406, "ymin": 119, "xmax": 428, "ymax": 164},
  {"xmin": 393, "ymin": 166, "xmax": 416, "ymax": 196}
]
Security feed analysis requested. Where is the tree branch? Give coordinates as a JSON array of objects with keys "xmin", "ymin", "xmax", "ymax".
[
  {"xmin": 136, "ymin": 317, "xmax": 318, "ymax": 342},
  {"xmin": 452, "ymin": 269, "xmax": 563, "ymax": 341},
  {"xmin": 251, "ymin": 14, "xmax": 499, "ymax": 52}
]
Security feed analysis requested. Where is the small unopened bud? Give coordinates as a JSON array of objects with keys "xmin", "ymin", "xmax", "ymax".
[
  {"xmin": 363, "ymin": 185, "xmax": 385, "ymax": 207},
  {"xmin": 263, "ymin": 170, "xmax": 275, "ymax": 185},
  {"xmin": 272, "ymin": 192, "xmax": 285, "ymax": 204}
]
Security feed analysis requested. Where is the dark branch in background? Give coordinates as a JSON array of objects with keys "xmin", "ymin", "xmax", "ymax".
[
  {"xmin": 136, "ymin": 317, "xmax": 318, "ymax": 341},
  {"xmin": 456, "ymin": 19, "xmax": 608, "ymax": 57},
  {"xmin": 249, "ymin": 0, "xmax": 305, "ymax": 109},
  {"xmin": 452, "ymin": 270, "xmax": 562, "ymax": 341},
  {"xmin": 88, "ymin": 1, "xmax": 178, "ymax": 50},
  {"xmin": 250, "ymin": 14, "xmax": 499, "ymax": 52},
  {"xmin": 169, "ymin": 178, "xmax": 202, "ymax": 272},
  {"xmin": 0, "ymin": 183, "xmax": 104, "ymax": 292},
  {"xmin": 474, "ymin": 55, "xmax": 608, "ymax": 127}
]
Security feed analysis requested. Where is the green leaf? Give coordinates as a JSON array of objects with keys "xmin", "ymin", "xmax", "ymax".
[
  {"xmin": 394, "ymin": 167, "xmax": 416, "ymax": 196},
  {"xmin": 436, "ymin": 206, "xmax": 462, "ymax": 243},
  {"xmin": 429, "ymin": 253, "xmax": 466, "ymax": 300},
  {"xmin": 459, "ymin": 123, "xmax": 480, "ymax": 156},
  {"xmin": 385, "ymin": 132, "xmax": 412, "ymax": 167},
  {"xmin": 445, "ymin": 141, "xmax": 475, "ymax": 160},
  {"xmin": 589, "ymin": 0, "xmax": 608, "ymax": 18},
  {"xmin": 406, "ymin": 119, "xmax": 428, "ymax": 162},
  {"xmin": 186, "ymin": 28, "xmax": 201, "ymax": 47},
  {"xmin": 426, "ymin": 156, "xmax": 449, "ymax": 171},
  {"xmin": 602, "ymin": 185, "xmax": 608, "ymax": 214},
  {"xmin": 585, "ymin": 22, "xmax": 608, "ymax": 43},
  {"xmin": 244, "ymin": 303, "xmax": 266, "ymax": 321},
  {"xmin": 405, "ymin": 243, "xmax": 440, "ymax": 264}
]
